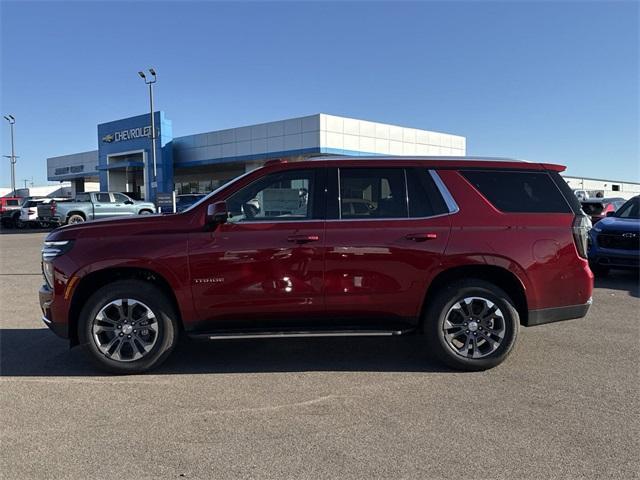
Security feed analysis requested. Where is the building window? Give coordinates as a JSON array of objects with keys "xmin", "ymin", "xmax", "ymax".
[{"xmin": 612, "ymin": 184, "xmax": 620, "ymax": 191}]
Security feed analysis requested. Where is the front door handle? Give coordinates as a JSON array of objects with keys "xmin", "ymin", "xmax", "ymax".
[
  {"xmin": 405, "ymin": 233, "xmax": 438, "ymax": 242},
  {"xmin": 287, "ymin": 234, "xmax": 320, "ymax": 244}
]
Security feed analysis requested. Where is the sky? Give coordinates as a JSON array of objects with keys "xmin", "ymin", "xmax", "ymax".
[{"xmin": 1, "ymin": 0, "xmax": 638, "ymax": 186}]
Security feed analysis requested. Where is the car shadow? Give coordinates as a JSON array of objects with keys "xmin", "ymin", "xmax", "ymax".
[
  {"xmin": 594, "ymin": 270, "xmax": 640, "ymax": 298},
  {"xmin": 0, "ymin": 328, "xmax": 454, "ymax": 377}
]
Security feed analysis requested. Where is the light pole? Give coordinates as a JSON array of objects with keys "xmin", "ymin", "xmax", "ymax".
[
  {"xmin": 3, "ymin": 115, "xmax": 17, "ymax": 195},
  {"xmin": 138, "ymin": 69, "xmax": 157, "ymax": 201}
]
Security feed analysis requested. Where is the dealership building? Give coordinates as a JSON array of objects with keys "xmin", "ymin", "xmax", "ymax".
[{"xmin": 46, "ymin": 113, "xmax": 467, "ymax": 201}]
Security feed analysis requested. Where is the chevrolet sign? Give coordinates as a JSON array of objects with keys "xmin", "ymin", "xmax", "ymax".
[{"xmin": 102, "ymin": 126, "xmax": 152, "ymax": 143}]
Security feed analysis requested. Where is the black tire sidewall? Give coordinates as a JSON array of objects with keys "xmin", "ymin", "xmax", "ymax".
[
  {"xmin": 67, "ymin": 214, "xmax": 85, "ymax": 224},
  {"xmin": 78, "ymin": 280, "xmax": 178, "ymax": 374},
  {"xmin": 425, "ymin": 280, "xmax": 519, "ymax": 371}
]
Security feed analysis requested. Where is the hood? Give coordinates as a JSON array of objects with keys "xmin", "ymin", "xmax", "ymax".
[
  {"xmin": 45, "ymin": 213, "xmax": 196, "ymax": 241},
  {"xmin": 593, "ymin": 215, "xmax": 640, "ymax": 233}
]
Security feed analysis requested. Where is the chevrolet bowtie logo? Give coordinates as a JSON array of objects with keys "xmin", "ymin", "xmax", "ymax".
[{"xmin": 101, "ymin": 134, "xmax": 114, "ymax": 143}]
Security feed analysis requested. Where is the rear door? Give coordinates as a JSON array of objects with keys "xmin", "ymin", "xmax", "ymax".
[
  {"xmin": 323, "ymin": 166, "xmax": 452, "ymax": 329},
  {"xmin": 92, "ymin": 193, "xmax": 117, "ymax": 219}
]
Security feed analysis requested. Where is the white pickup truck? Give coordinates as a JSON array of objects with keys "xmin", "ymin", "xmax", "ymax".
[{"xmin": 37, "ymin": 192, "xmax": 156, "ymax": 225}]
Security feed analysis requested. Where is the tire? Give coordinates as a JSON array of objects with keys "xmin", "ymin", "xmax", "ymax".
[
  {"xmin": 78, "ymin": 280, "xmax": 178, "ymax": 374},
  {"xmin": 423, "ymin": 279, "xmax": 519, "ymax": 371},
  {"xmin": 67, "ymin": 213, "xmax": 85, "ymax": 224},
  {"xmin": 15, "ymin": 216, "xmax": 26, "ymax": 229},
  {"xmin": 139, "ymin": 209, "xmax": 153, "ymax": 215}
]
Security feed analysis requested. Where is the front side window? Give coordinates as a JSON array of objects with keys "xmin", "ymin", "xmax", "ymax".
[
  {"xmin": 226, "ymin": 169, "xmax": 316, "ymax": 222},
  {"xmin": 616, "ymin": 197, "xmax": 639, "ymax": 219},
  {"xmin": 339, "ymin": 168, "xmax": 407, "ymax": 219},
  {"xmin": 112, "ymin": 193, "xmax": 130, "ymax": 203}
]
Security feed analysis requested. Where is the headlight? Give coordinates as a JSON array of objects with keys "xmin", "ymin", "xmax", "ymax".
[
  {"xmin": 42, "ymin": 261, "xmax": 55, "ymax": 288},
  {"xmin": 41, "ymin": 240, "xmax": 74, "ymax": 288}
]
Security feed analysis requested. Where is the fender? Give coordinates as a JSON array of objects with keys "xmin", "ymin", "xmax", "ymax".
[
  {"xmin": 428, "ymin": 253, "xmax": 537, "ymax": 309},
  {"xmin": 67, "ymin": 257, "xmax": 197, "ymax": 327}
]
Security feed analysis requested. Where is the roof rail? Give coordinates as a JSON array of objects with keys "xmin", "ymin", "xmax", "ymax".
[{"xmin": 306, "ymin": 155, "xmax": 531, "ymax": 163}]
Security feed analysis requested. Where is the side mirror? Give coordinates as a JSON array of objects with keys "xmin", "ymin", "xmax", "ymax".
[
  {"xmin": 206, "ymin": 201, "xmax": 228, "ymax": 226},
  {"xmin": 606, "ymin": 211, "xmax": 615, "ymax": 217}
]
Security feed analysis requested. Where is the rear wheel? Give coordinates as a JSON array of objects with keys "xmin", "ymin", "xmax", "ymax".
[
  {"xmin": 15, "ymin": 215, "xmax": 26, "ymax": 229},
  {"xmin": 78, "ymin": 280, "xmax": 178, "ymax": 374},
  {"xmin": 67, "ymin": 213, "xmax": 85, "ymax": 224},
  {"xmin": 424, "ymin": 279, "xmax": 519, "ymax": 371}
]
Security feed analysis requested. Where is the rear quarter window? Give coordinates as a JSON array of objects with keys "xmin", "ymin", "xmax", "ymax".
[{"xmin": 461, "ymin": 170, "xmax": 572, "ymax": 213}]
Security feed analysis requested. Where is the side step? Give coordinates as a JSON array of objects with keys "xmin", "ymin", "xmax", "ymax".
[{"xmin": 190, "ymin": 328, "xmax": 415, "ymax": 341}]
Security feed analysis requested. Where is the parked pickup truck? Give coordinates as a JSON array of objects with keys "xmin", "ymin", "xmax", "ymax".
[{"xmin": 37, "ymin": 192, "xmax": 156, "ymax": 225}]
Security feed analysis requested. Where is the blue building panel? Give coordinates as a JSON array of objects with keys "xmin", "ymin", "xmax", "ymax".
[{"xmin": 97, "ymin": 112, "xmax": 173, "ymax": 203}]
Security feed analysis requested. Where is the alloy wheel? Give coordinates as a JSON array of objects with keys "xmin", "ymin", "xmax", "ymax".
[
  {"xmin": 92, "ymin": 299, "xmax": 159, "ymax": 362},
  {"xmin": 442, "ymin": 296, "xmax": 506, "ymax": 359}
]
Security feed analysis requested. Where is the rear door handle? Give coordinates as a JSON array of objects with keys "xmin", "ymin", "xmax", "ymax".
[
  {"xmin": 287, "ymin": 234, "xmax": 320, "ymax": 244},
  {"xmin": 405, "ymin": 233, "xmax": 438, "ymax": 242}
]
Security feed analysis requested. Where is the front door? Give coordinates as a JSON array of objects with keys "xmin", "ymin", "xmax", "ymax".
[
  {"xmin": 323, "ymin": 167, "xmax": 452, "ymax": 329},
  {"xmin": 188, "ymin": 168, "xmax": 326, "ymax": 331}
]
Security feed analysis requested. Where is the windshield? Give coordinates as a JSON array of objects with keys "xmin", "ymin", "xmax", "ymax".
[
  {"xmin": 614, "ymin": 197, "xmax": 640, "ymax": 219},
  {"xmin": 181, "ymin": 169, "xmax": 258, "ymax": 213}
]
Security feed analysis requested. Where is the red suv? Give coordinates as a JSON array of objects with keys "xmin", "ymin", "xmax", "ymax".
[{"xmin": 39, "ymin": 157, "xmax": 593, "ymax": 373}]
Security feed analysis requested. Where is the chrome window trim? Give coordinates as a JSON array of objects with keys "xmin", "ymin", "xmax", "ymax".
[
  {"xmin": 403, "ymin": 168, "xmax": 411, "ymax": 217},
  {"xmin": 327, "ymin": 167, "xmax": 457, "ymax": 223},
  {"xmin": 337, "ymin": 168, "xmax": 342, "ymax": 220},
  {"xmin": 429, "ymin": 169, "xmax": 459, "ymax": 214}
]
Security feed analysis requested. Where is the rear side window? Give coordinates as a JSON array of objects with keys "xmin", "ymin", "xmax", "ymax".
[
  {"xmin": 95, "ymin": 193, "xmax": 111, "ymax": 203},
  {"xmin": 339, "ymin": 168, "xmax": 408, "ymax": 219},
  {"xmin": 75, "ymin": 193, "xmax": 90, "ymax": 202},
  {"xmin": 406, "ymin": 168, "xmax": 449, "ymax": 217},
  {"xmin": 461, "ymin": 170, "xmax": 572, "ymax": 213},
  {"xmin": 581, "ymin": 202, "xmax": 603, "ymax": 216},
  {"xmin": 6, "ymin": 199, "xmax": 19, "ymax": 206}
]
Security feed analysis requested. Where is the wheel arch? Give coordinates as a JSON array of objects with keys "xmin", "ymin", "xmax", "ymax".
[
  {"xmin": 68, "ymin": 267, "xmax": 183, "ymax": 346},
  {"xmin": 66, "ymin": 211, "xmax": 86, "ymax": 222},
  {"xmin": 421, "ymin": 264, "xmax": 529, "ymax": 326}
]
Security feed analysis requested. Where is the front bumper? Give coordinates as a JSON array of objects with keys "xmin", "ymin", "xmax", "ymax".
[
  {"xmin": 525, "ymin": 299, "xmax": 592, "ymax": 327},
  {"xmin": 590, "ymin": 253, "xmax": 639, "ymax": 269},
  {"xmin": 39, "ymin": 285, "xmax": 68, "ymax": 338}
]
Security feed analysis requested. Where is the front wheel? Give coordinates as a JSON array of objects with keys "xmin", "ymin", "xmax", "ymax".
[
  {"xmin": 423, "ymin": 279, "xmax": 519, "ymax": 371},
  {"xmin": 78, "ymin": 280, "xmax": 178, "ymax": 374}
]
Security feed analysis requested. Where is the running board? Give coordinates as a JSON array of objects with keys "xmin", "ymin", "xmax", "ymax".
[{"xmin": 190, "ymin": 328, "xmax": 414, "ymax": 341}]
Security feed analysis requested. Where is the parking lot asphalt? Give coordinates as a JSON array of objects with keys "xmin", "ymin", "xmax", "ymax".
[{"xmin": 1, "ymin": 231, "xmax": 638, "ymax": 480}]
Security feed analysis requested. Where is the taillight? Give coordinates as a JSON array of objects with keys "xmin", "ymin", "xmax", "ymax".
[
  {"xmin": 604, "ymin": 204, "xmax": 615, "ymax": 214},
  {"xmin": 50, "ymin": 202, "xmax": 56, "ymax": 215},
  {"xmin": 572, "ymin": 214, "xmax": 591, "ymax": 259}
]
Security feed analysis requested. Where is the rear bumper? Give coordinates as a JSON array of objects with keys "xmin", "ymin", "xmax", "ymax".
[
  {"xmin": 39, "ymin": 285, "xmax": 68, "ymax": 338},
  {"xmin": 525, "ymin": 299, "xmax": 592, "ymax": 327},
  {"xmin": 38, "ymin": 215, "xmax": 62, "ymax": 224}
]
